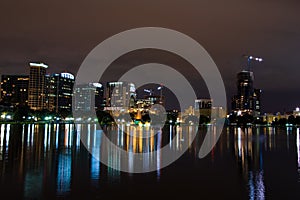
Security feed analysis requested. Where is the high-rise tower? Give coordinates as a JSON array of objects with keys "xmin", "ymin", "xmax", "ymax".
[
  {"xmin": 28, "ymin": 62, "xmax": 48, "ymax": 110},
  {"xmin": 233, "ymin": 70, "xmax": 254, "ymax": 111},
  {"xmin": 231, "ymin": 56, "xmax": 263, "ymax": 117},
  {"xmin": 46, "ymin": 72, "xmax": 75, "ymax": 113},
  {"xmin": 106, "ymin": 81, "xmax": 136, "ymax": 108},
  {"xmin": 73, "ymin": 83, "xmax": 104, "ymax": 112}
]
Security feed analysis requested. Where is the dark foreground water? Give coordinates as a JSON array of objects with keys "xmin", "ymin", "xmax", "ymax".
[{"xmin": 0, "ymin": 123, "xmax": 299, "ymax": 199}]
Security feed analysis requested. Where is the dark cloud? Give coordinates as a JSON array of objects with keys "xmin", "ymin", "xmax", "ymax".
[{"xmin": 0, "ymin": 0, "xmax": 299, "ymax": 112}]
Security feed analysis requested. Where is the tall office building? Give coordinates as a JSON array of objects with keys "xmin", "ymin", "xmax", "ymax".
[
  {"xmin": 46, "ymin": 72, "xmax": 75, "ymax": 113},
  {"xmin": 28, "ymin": 62, "xmax": 48, "ymax": 110},
  {"xmin": 231, "ymin": 70, "xmax": 261, "ymax": 116},
  {"xmin": 235, "ymin": 71, "xmax": 254, "ymax": 110},
  {"xmin": 0, "ymin": 75, "xmax": 29, "ymax": 106},
  {"xmin": 106, "ymin": 82, "xmax": 136, "ymax": 108},
  {"xmin": 73, "ymin": 83, "xmax": 104, "ymax": 112}
]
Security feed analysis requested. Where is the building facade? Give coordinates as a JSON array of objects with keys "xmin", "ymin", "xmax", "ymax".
[
  {"xmin": 0, "ymin": 75, "xmax": 29, "ymax": 107},
  {"xmin": 106, "ymin": 82, "xmax": 136, "ymax": 108},
  {"xmin": 195, "ymin": 99, "xmax": 212, "ymax": 117},
  {"xmin": 28, "ymin": 62, "xmax": 48, "ymax": 110},
  {"xmin": 231, "ymin": 70, "xmax": 261, "ymax": 116},
  {"xmin": 73, "ymin": 83, "xmax": 104, "ymax": 112},
  {"xmin": 46, "ymin": 72, "xmax": 75, "ymax": 113}
]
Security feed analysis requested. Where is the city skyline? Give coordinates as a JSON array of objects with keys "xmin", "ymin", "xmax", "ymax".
[{"xmin": 0, "ymin": 60, "xmax": 298, "ymax": 116}]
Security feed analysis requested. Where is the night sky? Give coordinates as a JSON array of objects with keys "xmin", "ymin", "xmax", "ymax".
[{"xmin": 0, "ymin": 0, "xmax": 300, "ymax": 112}]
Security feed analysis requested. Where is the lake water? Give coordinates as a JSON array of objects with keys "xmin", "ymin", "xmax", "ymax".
[{"xmin": 0, "ymin": 123, "xmax": 299, "ymax": 199}]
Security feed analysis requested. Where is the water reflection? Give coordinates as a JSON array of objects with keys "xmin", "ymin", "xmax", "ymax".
[
  {"xmin": 0, "ymin": 124, "xmax": 299, "ymax": 198},
  {"xmin": 297, "ymin": 128, "xmax": 300, "ymax": 182},
  {"xmin": 0, "ymin": 124, "xmax": 10, "ymax": 161},
  {"xmin": 233, "ymin": 127, "xmax": 265, "ymax": 200},
  {"xmin": 57, "ymin": 149, "xmax": 72, "ymax": 195}
]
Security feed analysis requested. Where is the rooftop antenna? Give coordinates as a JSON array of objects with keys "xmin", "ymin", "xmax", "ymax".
[{"xmin": 243, "ymin": 55, "xmax": 263, "ymax": 72}]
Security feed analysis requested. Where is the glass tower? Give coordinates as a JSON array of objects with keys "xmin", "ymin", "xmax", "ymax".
[{"xmin": 28, "ymin": 62, "xmax": 48, "ymax": 110}]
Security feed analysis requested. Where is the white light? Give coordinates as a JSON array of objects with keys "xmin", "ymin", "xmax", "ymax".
[
  {"xmin": 66, "ymin": 117, "xmax": 74, "ymax": 121},
  {"xmin": 296, "ymin": 107, "xmax": 300, "ymax": 112},
  {"xmin": 92, "ymin": 83, "xmax": 102, "ymax": 88},
  {"xmin": 130, "ymin": 85, "xmax": 136, "ymax": 92},
  {"xmin": 29, "ymin": 62, "xmax": 48, "ymax": 68},
  {"xmin": 109, "ymin": 82, "xmax": 122, "ymax": 85},
  {"xmin": 44, "ymin": 116, "xmax": 52, "ymax": 121},
  {"xmin": 61, "ymin": 72, "xmax": 75, "ymax": 80},
  {"xmin": 157, "ymin": 86, "xmax": 162, "ymax": 90},
  {"xmin": 249, "ymin": 56, "xmax": 253, "ymax": 59}
]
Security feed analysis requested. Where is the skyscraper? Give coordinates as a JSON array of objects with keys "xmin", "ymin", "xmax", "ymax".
[
  {"xmin": 231, "ymin": 70, "xmax": 262, "ymax": 116},
  {"xmin": 106, "ymin": 81, "xmax": 136, "ymax": 108},
  {"xmin": 0, "ymin": 75, "xmax": 29, "ymax": 107},
  {"xmin": 28, "ymin": 62, "xmax": 48, "ymax": 110},
  {"xmin": 234, "ymin": 70, "xmax": 254, "ymax": 110},
  {"xmin": 46, "ymin": 72, "xmax": 75, "ymax": 113},
  {"xmin": 73, "ymin": 83, "xmax": 104, "ymax": 112}
]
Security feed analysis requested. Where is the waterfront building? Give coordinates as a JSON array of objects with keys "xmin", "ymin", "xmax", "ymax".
[
  {"xmin": 73, "ymin": 83, "xmax": 104, "ymax": 112},
  {"xmin": 262, "ymin": 112, "xmax": 290, "ymax": 125},
  {"xmin": 46, "ymin": 72, "xmax": 75, "ymax": 113},
  {"xmin": 28, "ymin": 62, "xmax": 48, "ymax": 110},
  {"xmin": 0, "ymin": 75, "xmax": 29, "ymax": 107},
  {"xmin": 194, "ymin": 99, "xmax": 212, "ymax": 117},
  {"xmin": 212, "ymin": 106, "xmax": 227, "ymax": 119},
  {"xmin": 293, "ymin": 107, "xmax": 300, "ymax": 117},
  {"xmin": 231, "ymin": 70, "xmax": 262, "ymax": 116},
  {"xmin": 105, "ymin": 81, "xmax": 136, "ymax": 109}
]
